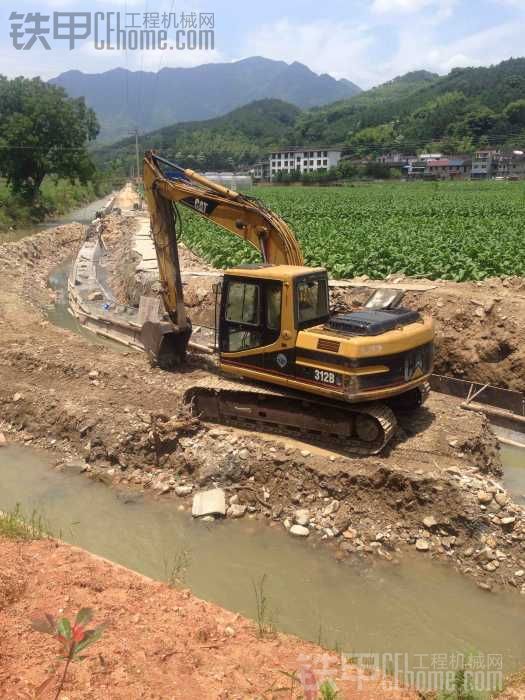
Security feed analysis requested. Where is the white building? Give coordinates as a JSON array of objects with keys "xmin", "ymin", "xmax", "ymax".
[
  {"xmin": 269, "ymin": 147, "xmax": 342, "ymax": 178},
  {"xmin": 204, "ymin": 172, "xmax": 252, "ymax": 188}
]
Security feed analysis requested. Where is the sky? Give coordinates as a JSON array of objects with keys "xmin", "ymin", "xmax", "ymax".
[{"xmin": 0, "ymin": 0, "xmax": 524, "ymax": 89}]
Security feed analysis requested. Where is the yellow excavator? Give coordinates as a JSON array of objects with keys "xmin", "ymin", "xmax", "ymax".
[{"xmin": 143, "ymin": 152, "xmax": 434, "ymax": 454}]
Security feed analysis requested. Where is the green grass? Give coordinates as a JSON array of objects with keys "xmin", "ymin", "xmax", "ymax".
[
  {"xmin": 0, "ymin": 175, "xmax": 115, "ymax": 231},
  {"xmin": 178, "ymin": 180, "xmax": 525, "ymax": 282},
  {"xmin": 0, "ymin": 503, "xmax": 48, "ymax": 540}
]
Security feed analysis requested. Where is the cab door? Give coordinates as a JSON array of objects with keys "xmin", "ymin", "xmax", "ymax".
[{"xmin": 219, "ymin": 276, "xmax": 284, "ymax": 370}]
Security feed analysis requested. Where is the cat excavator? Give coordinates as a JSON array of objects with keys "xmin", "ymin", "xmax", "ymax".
[{"xmin": 143, "ymin": 151, "xmax": 434, "ymax": 454}]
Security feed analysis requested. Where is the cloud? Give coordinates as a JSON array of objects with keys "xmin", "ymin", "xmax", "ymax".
[
  {"xmin": 371, "ymin": 0, "xmax": 434, "ymax": 13},
  {"xmin": 386, "ymin": 19, "xmax": 524, "ymax": 79},
  {"xmin": 245, "ymin": 18, "xmax": 379, "ymax": 87}
]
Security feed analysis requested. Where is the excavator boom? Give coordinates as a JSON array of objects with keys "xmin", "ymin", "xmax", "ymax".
[{"xmin": 143, "ymin": 152, "xmax": 303, "ymax": 331}]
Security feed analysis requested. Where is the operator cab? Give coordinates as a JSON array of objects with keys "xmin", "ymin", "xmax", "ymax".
[{"xmin": 219, "ymin": 266, "xmax": 328, "ymax": 354}]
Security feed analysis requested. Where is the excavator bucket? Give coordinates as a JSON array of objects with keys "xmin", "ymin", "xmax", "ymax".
[{"xmin": 140, "ymin": 320, "xmax": 192, "ymax": 369}]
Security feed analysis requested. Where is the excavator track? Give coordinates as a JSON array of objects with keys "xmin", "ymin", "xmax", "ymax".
[{"xmin": 184, "ymin": 382, "xmax": 397, "ymax": 456}]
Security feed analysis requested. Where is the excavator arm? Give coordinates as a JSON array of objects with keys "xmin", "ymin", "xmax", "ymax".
[{"xmin": 142, "ymin": 151, "xmax": 304, "ymax": 364}]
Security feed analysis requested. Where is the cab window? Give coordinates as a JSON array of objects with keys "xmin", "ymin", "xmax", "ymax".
[
  {"xmin": 266, "ymin": 282, "xmax": 282, "ymax": 330},
  {"xmin": 225, "ymin": 281, "xmax": 260, "ymax": 325},
  {"xmin": 296, "ymin": 276, "xmax": 329, "ymax": 328}
]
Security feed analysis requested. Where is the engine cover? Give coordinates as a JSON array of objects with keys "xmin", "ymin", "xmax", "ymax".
[{"xmin": 326, "ymin": 308, "xmax": 421, "ymax": 336}]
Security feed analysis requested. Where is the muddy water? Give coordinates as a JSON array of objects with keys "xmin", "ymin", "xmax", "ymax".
[
  {"xmin": 502, "ymin": 444, "xmax": 525, "ymax": 505},
  {"xmin": 1, "ymin": 445, "xmax": 525, "ymax": 692},
  {"xmin": 46, "ymin": 258, "xmax": 127, "ymax": 352},
  {"xmin": 0, "ymin": 194, "xmax": 113, "ymax": 244}
]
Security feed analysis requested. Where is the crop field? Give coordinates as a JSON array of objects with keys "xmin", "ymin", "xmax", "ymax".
[{"xmin": 179, "ymin": 181, "xmax": 525, "ymax": 281}]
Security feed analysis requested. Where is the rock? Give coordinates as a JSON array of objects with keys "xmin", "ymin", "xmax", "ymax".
[
  {"xmin": 477, "ymin": 491, "xmax": 493, "ymax": 505},
  {"xmin": 495, "ymin": 492, "xmax": 508, "ymax": 507},
  {"xmin": 88, "ymin": 290, "xmax": 104, "ymax": 301},
  {"xmin": 192, "ymin": 488, "xmax": 226, "ymax": 518},
  {"xmin": 323, "ymin": 500, "xmax": 339, "ymax": 516},
  {"xmin": 485, "ymin": 533, "xmax": 498, "ymax": 548},
  {"xmin": 463, "ymin": 547, "xmax": 474, "ymax": 557},
  {"xmin": 343, "ymin": 528, "xmax": 357, "ymax": 540},
  {"xmin": 0, "ymin": 432, "xmax": 7, "ymax": 447},
  {"xmin": 480, "ymin": 546, "xmax": 495, "ymax": 562},
  {"xmin": 238, "ymin": 448, "xmax": 250, "ymax": 460},
  {"xmin": 283, "ymin": 518, "xmax": 292, "ymax": 530},
  {"xmin": 477, "ymin": 582, "xmax": 492, "ymax": 592},
  {"xmin": 175, "ymin": 484, "xmax": 193, "ymax": 497},
  {"xmin": 227, "ymin": 504, "xmax": 247, "ymax": 519},
  {"xmin": 201, "ymin": 515, "xmax": 215, "ymax": 522},
  {"xmin": 515, "ymin": 570, "xmax": 525, "ymax": 578},
  {"xmin": 62, "ymin": 460, "xmax": 88, "ymax": 475},
  {"xmin": 88, "ymin": 370, "xmax": 99, "ymax": 380},
  {"xmin": 294, "ymin": 509, "xmax": 310, "ymax": 526},
  {"xmin": 13, "ymin": 393, "xmax": 23, "ymax": 402},
  {"xmin": 300, "ymin": 450, "xmax": 311, "ymax": 458},
  {"xmin": 501, "ymin": 516, "xmax": 516, "ymax": 530},
  {"xmin": 290, "ymin": 524, "xmax": 310, "ymax": 537},
  {"xmin": 484, "ymin": 561, "xmax": 499, "ymax": 572},
  {"xmin": 415, "ymin": 539, "xmax": 430, "ymax": 552},
  {"xmin": 422, "ymin": 515, "xmax": 437, "ymax": 529},
  {"xmin": 224, "ymin": 626, "xmax": 235, "ymax": 638}
]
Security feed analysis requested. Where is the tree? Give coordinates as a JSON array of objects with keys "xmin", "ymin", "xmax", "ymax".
[
  {"xmin": 503, "ymin": 99, "xmax": 525, "ymax": 127},
  {"xmin": 0, "ymin": 76, "xmax": 99, "ymax": 200},
  {"xmin": 454, "ymin": 106, "xmax": 498, "ymax": 140}
]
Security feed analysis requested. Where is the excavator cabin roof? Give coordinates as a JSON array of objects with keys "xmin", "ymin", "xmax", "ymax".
[{"xmin": 225, "ymin": 264, "xmax": 326, "ymax": 282}]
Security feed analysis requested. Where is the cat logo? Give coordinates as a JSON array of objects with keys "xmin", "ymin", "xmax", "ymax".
[
  {"xmin": 181, "ymin": 196, "xmax": 218, "ymax": 217},
  {"xmin": 194, "ymin": 198, "xmax": 208, "ymax": 214},
  {"xmin": 404, "ymin": 350, "xmax": 424, "ymax": 381}
]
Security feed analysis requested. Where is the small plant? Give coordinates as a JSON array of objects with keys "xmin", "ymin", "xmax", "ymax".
[
  {"xmin": 252, "ymin": 573, "xmax": 276, "ymax": 638},
  {"xmin": 0, "ymin": 503, "xmax": 48, "ymax": 540},
  {"xmin": 163, "ymin": 546, "xmax": 192, "ymax": 588},
  {"xmin": 31, "ymin": 607, "xmax": 106, "ymax": 700},
  {"xmin": 318, "ymin": 679, "xmax": 339, "ymax": 699},
  {"xmin": 439, "ymin": 668, "xmax": 481, "ymax": 700}
]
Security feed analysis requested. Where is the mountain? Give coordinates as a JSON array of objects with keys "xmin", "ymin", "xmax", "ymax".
[
  {"xmin": 293, "ymin": 58, "xmax": 525, "ymax": 152},
  {"xmin": 94, "ymin": 98, "xmax": 300, "ymax": 171},
  {"xmin": 95, "ymin": 58, "xmax": 525, "ymax": 175},
  {"xmin": 50, "ymin": 57, "xmax": 361, "ymax": 143}
]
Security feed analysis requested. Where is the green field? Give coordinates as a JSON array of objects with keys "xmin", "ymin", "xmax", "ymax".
[{"xmin": 179, "ymin": 181, "xmax": 525, "ymax": 281}]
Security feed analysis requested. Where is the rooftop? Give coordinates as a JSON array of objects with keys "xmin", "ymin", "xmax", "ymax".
[{"xmin": 270, "ymin": 146, "xmax": 342, "ymax": 154}]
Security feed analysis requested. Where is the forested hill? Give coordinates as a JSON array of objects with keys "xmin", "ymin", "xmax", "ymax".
[
  {"xmin": 93, "ymin": 99, "xmax": 300, "ymax": 171},
  {"xmin": 96, "ymin": 58, "xmax": 525, "ymax": 173},
  {"xmin": 293, "ymin": 58, "xmax": 525, "ymax": 154}
]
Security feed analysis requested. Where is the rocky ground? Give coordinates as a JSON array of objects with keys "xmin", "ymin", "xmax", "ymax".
[{"xmin": 0, "ymin": 191, "xmax": 525, "ymax": 598}]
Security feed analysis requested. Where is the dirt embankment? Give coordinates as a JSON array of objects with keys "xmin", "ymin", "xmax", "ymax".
[{"xmin": 1, "ymin": 537, "xmax": 418, "ymax": 699}]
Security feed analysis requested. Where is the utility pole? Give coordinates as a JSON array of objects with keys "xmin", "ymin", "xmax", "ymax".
[
  {"xmin": 129, "ymin": 127, "xmax": 141, "ymax": 184},
  {"xmin": 128, "ymin": 127, "xmax": 143, "ymax": 209}
]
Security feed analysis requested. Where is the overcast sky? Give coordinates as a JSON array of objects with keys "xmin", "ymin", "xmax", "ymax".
[{"xmin": 1, "ymin": 0, "xmax": 523, "ymax": 88}]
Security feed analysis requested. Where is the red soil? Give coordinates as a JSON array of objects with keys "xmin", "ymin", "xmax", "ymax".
[{"xmin": 0, "ymin": 538, "xmax": 417, "ymax": 699}]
